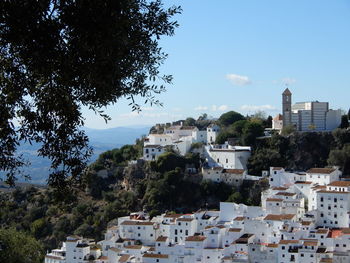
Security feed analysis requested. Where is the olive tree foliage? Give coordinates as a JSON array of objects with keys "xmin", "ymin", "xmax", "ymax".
[{"xmin": 0, "ymin": 0, "xmax": 181, "ymax": 186}]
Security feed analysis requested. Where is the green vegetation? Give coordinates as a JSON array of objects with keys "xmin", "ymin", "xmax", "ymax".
[
  {"xmin": 218, "ymin": 111, "xmax": 245, "ymax": 127},
  {"xmin": 248, "ymin": 128, "xmax": 350, "ymax": 176},
  {"xmin": 215, "ymin": 119, "xmax": 264, "ymax": 146},
  {"xmin": 0, "ymin": 0, "xmax": 181, "ymax": 187},
  {"xmin": 0, "ymin": 145, "xmax": 268, "ymax": 255},
  {"xmin": 0, "ymin": 228, "xmax": 44, "ymax": 263}
]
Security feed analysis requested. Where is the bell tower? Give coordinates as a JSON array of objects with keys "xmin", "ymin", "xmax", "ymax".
[{"xmin": 282, "ymin": 87, "xmax": 292, "ymax": 127}]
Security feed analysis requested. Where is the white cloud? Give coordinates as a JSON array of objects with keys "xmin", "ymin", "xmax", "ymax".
[
  {"xmin": 218, "ymin": 105, "xmax": 229, "ymax": 111},
  {"xmin": 212, "ymin": 105, "xmax": 229, "ymax": 112},
  {"xmin": 226, "ymin": 73, "xmax": 252, "ymax": 86},
  {"xmin": 240, "ymin": 104, "xmax": 277, "ymax": 111},
  {"xmin": 281, "ymin": 77, "xmax": 296, "ymax": 85},
  {"xmin": 194, "ymin": 106, "xmax": 208, "ymax": 111}
]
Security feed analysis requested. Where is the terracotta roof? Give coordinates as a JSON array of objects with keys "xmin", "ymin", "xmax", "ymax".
[
  {"xmin": 120, "ymin": 220, "xmax": 154, "ymax": 226},
  {"xmin": 119, "ymin": 255, "xmax": 130, "ymax": 262},
  {"xmin": 312, "ymin": 185, "xmax": 327, "ymax": 190},
  {"xmin": 276, "ymin": 192, "xmax": 296, "ymax": 196},
  {"xmin": 320, "ymin": 259, "xmax": 333, "ymax": 263},
  {"xmin": 186, "ymin": 235, "xmax": 206, "ymax": 242},
  {"xmin": 180, "ymin": 126, "xmax": 197, "ymax": 130},
  {"xmin": 124, "ymin": 245, "xmax": 142, "ymax": 249},
  {"xmin": 279, "ymin": 240, "xmax": 299, "ymax": 244},
  {"xmin": 307, "ymin": 168, "xmax": 336, "ymax": 174},
  {"xmin": 228, "ymin": 228, "xmax": 242, "ymax": 232},
  {"xmin": 272, "ymin": 167, "xmax": 284, "ymax": 171},
  {"xmin": 329, "ymin": 229, "xmax": 342, "ymax": 238},
  {"xmin": 304, "ymin": 241, "xmax": 318, "ymax": 246},
  {"xmin": 266, "ymin": 243, "xmax": 279, "ymax": 248},
  {"xmin": 328, "ymin": 181, "xmax": 350, "ymax": 187},
  {"xmin": 264, "ymin": 214, "xmax": 295, "ymax": 221},
  {"xmin": 341, "ymin": 228, "xmax": 350, "ymax": 235},
  {"xmin": 301, "ymin": 221, "xmax": 312, "ymax": 226},
  {"xmin": 273, "ymin": 114, "xmax": 283, "ymax": 121},
  {"xmin": 233, "ymin": 216, "xmax": 245, "ymax": 221},
  {"xmin": 143, "ymin": 254, "xmax": 169, "ymax": 259},
  {"xmin": 233, "ymin": 234, "xmax": 254, "ymax": 244},
  {"xmin": 156, "ymin": 236, "xmax": 168, "ymax": 242},
  {"xmin": 272, "ymin": 187, "xmax": 288, "ymax": 190},
  {"xmin": 316, "ymin": 229, "xmax": 328, "ymax": 234},
  {"xmin": 164, "ymin": 214, "xmax": 183, "ymax": 218}
]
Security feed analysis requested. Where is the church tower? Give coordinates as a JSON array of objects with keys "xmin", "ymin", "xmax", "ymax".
[{"xmin": 282, "ymin": 88, "xmax": 292, "ymax": 127}]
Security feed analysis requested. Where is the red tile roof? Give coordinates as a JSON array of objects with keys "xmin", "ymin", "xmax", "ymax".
[{"xmin": 307, "ymin": 168, "xmax": 336, "ymax": 174}]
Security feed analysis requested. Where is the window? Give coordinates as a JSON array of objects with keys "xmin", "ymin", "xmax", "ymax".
[
  {"xmin": 226, "ymin": 159, "xmax": 228, "ymax": 163},
  {"xmin": 320, "ymin": 197, "xmax": 323, "ymax": 202}
]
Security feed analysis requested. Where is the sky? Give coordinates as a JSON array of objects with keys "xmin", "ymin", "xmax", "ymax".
[{"xmin": 83, "ymin": 0, "xmax": 350, "ymax": 129}]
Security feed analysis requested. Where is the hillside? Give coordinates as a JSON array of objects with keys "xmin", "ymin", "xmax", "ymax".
[{"xmin": 1, "ymin": 112, "xmax": 350, "ymax": 260}]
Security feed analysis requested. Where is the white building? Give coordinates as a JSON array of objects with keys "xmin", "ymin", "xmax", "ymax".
[
  {"xmin": 282, "ymin": 88, "xmax": 342, "ymax": 131},
  {"xmin": 202, "ymin": 167, "xmax": 247, "ymax": 187},
  {"xmin": 272, "ymin": 114, "xmax": 283, "ymax": 130},
  {"xmin": 143, "ymin": 145, "xmax": 166, "ymax": 161},
  {"xmin": 204, "ymin": 144, "xmax": 251, "ymax": 169},
  {"xmin": 316, "ymin": 181, "xmax": 350, "ymax": 228},
  {"xmin": 207, "ymin": 124, "xmax": 220, "ymax": 144}
]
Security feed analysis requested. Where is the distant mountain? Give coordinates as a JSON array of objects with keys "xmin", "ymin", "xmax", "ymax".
[
  {"xmin": 84, "ymin": 126, "xmax": 150, "ymax": 148},
  {"xmin": 6, "ymin": 126, "xmax": 150, "ymax": 185}
]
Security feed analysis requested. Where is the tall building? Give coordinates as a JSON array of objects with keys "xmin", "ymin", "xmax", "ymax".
[
  {"xmin": 280, "ymin": 89, "xmax": 341, "ymax": 131},
  {"xmin": 282, "ymin": 88, "xmax": 292, "ymax": 127}
]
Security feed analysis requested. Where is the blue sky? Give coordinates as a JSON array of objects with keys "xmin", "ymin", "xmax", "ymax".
[{"xmin": 84, "ymin": 0, "xmax": 350, "ymax": 129}]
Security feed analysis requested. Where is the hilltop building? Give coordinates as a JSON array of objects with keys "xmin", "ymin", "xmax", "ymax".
[{"xmin": 278, "ymin": 88, "xmax": 341, "ymax": 132}]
